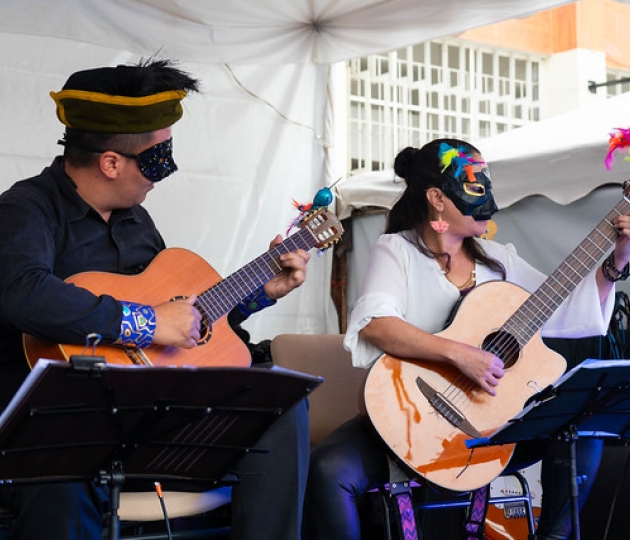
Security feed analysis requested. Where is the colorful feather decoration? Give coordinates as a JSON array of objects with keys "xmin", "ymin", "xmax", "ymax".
[
  {"xmin": 438, "ymin": 142, "xmax": 484, "ymax": 180},
  {"xmin": 438, "ymin": 144, "xmax": 462, "ymax": 173},
  {"xmin": 605, "ymin": 127, "xmax": 630, "ymax": 170}
]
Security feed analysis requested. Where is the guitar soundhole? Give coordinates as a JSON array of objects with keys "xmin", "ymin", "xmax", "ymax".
[
  {"xmin": 198, "ymin": 315, "xmax": 211, "ymax": 346},
  {"xmin": 483, "ymin": 330, "xmax": 520, "ymax": 369}
]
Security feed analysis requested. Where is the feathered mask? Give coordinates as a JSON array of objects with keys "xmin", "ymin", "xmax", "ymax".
[
  {"xmin": 438, "ymin": 143, "xmax": 484, "ymax": 182},
  {"xmin": 605, "ymin": 127, "xmax": 630, "ymax": 170}
]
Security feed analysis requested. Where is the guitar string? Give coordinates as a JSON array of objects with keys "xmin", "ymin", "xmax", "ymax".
[
  {"xmin": 194, "ymin": 211, "xmax": 338, "ymax": 322},
  {"xmin": 193, "ymin": 227, "xmax": 315, "ymax": 323},
  {"xmin": 446, "ymin": 244, "xmax": 604, "ymax": 409},
  {"xmin": 445, "ymin": 238, "xmax": 613, "ymax": 413},
  {"xmin": 435, "ymin": 200, "xmax": 629, "ymax": 418},
  {"xmin": 195, "ymin": 234, "xmax": 301, "ymax": 317}
]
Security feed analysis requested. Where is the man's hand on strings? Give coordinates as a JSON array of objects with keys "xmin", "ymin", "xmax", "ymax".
[
  {"xmin": 263, "ymin": 234, "xmax": 311, "ymax": 300},
  {"xmin": 153, "ymin": 294, "xmax": 202, "ymax": 349}
]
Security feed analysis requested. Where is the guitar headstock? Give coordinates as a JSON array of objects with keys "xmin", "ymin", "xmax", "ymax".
[{"xmin": 300, "ymin": 208, "xmax": 344, "ymax": 250}]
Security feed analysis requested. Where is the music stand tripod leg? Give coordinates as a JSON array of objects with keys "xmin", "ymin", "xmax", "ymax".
[
  {"xmin": 559, "ymin": 426, "xmax": 581, "ymax": 540},
  {"xmin": 98, "ymin": 460, "xmax": 125, "ymax": 540}
]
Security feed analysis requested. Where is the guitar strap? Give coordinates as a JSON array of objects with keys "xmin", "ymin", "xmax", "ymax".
[
  {"xmin": 464, "ymin": 484, "xmax": 490, "ymax": 540},
  {"xmin": 386, "ymin": 454, "xmax": 420, "ymax": 540},
  {"xmin": 383, "ymin": 452, "xmax": 491, "ymax": 540}
]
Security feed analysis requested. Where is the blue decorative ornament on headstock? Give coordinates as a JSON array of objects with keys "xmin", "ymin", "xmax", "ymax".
[
  {"xmin": 312, "ymin": 186, "xmax": 334, "ymax": 210},
  {"xmin": 292, "ymin": 177, "xmax": 342, "ymax": 214},
  {"xmin": 288, "ymin": 177, "xmax": 344, "ymax": 245}
]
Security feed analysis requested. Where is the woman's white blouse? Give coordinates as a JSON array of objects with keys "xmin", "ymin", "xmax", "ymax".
[{"xmin": 344, "ymin": 233, "xmax": 615, "ymax": 369}]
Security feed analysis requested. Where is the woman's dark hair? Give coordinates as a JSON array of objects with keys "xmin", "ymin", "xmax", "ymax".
[{"xmin": 386, "ymin": 138, "xmax": 505, "ymax": 278}]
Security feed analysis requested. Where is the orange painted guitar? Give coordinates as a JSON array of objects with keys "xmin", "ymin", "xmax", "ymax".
[
  {"xmin": 24, "ymin": 208, "xmax": 343, "ymax": 369},
  {"xmin": 364, "ymin": 186, "xmax": 630, "ymax": 492}
]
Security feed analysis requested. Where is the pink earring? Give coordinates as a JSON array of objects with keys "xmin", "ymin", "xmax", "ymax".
[{"xmin": 429, "ymin": 213, "xmax": 449, "ymax": 233}]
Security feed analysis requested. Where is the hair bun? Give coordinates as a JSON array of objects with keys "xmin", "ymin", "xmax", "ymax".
[{"xmin": 393, "ymin": 147, "xmax": 420, "ymax": 180}]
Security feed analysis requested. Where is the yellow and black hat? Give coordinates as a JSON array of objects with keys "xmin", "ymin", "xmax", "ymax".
[{"xmin": 50, "ymin": 63, "xmax": 194, "ymax": 134}]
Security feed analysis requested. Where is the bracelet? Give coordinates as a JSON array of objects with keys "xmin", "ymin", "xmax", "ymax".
[
  {"xmin": 602, "ymin": 252, "xmax": 630, "ymax": 282},
  {"xmin": 236, "ymin": 286, "xmax": 277, "ymax": 318},
  {"xmin": 118, "ymin": 302, "xmax": 156, "ymax": 347}
]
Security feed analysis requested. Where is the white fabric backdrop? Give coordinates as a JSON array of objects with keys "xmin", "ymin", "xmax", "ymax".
[
  {"xmin": 0, "ymin": 0, "xmax": 572, "ymax": 342},
  {"xmin": 0, "ymin": 0, "xmax": 571, "ymax": 65}
]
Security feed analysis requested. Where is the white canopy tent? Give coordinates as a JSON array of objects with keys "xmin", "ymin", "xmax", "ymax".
[{"xmin": 0, "ymin": 0, "xmax": 572, "ymax": 342}]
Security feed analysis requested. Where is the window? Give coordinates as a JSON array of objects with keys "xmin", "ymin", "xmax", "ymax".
[{"xmin": 348, "ymin": 38, "xmax": 544, "ymax": 174}]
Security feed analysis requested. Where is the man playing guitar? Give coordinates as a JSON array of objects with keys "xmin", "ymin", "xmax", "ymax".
[{"xmin": 0, "ymin": 58, "xmax": 311, "ymax": 540}]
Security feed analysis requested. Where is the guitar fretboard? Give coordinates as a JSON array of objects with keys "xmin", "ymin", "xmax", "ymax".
[
  {"xmin": 193, "ymin": 221, "xmax": 324, "ymax": 324},
  {"xmin": 503, "ymin": 195, "xmax": 630, "ymax": 346}
]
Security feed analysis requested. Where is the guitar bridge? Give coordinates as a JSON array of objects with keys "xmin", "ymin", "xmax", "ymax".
[
  {"xmin": 416, "ymin": 376, "xmax": 482, "ymax": 439},
  {"xmin": 125, "ymin": 346, "xmax": 153, "ymax": 366}
]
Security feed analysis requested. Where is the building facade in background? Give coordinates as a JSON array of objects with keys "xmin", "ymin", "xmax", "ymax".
[{"xmin": 347, "ymin": 0, "xmax": 630, "ymax": 175}]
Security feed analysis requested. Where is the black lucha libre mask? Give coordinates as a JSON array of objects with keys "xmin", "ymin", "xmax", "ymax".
[{"xmin": 438, "ymin": 143, "xmax": 498, "ymax": 220}]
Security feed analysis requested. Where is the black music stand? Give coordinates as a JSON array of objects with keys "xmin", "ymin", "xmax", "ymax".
[
  {"xmin": 466, "ymin": 358, "xmax": 630, "ymax": 540},
  {"xmin": 0, "ymin": 357, "xmax": 321, "ymax": 539}
]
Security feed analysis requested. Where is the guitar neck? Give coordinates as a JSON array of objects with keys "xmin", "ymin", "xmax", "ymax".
[
  {"xmin": 195, "ymin": 227, "xmax": 315, "ymax": 323},
  {"xmin": 503, "ymin": 195, "xmax": 630, "ymax": 345}
]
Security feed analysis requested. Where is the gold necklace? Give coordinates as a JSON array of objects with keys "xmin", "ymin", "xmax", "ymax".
[
  {"xmin": 446, "ymin": 268, "xmax": 476, "ymax": 290},
  {"xmin": 439, "ymin": 259, "xmax": 476, "ymax": 290}
]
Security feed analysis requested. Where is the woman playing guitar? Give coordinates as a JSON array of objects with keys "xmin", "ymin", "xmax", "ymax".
[{"xmin": 303, "ymin": 137, "xmax": 630, "ymax": 540}]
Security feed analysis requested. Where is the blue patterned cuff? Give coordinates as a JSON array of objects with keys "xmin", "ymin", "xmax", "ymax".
[
  {"xmin": 118, "ymin": 302, "xmax": 156, "ymax": 347},
  {"xmin": 236, "ymin": 286, "xmax": 277, "ymax": 318}
]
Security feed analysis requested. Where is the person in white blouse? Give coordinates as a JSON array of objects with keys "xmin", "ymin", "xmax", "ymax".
[{"xmin": 303, "ymin": 138, "xmax": 630, "ymax": 540}]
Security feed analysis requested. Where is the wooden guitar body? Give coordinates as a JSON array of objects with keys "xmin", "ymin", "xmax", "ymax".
[
  {"xmin": 364, "ymin": 281, "xmax": 567, "ymax": 492},
  {"xmin": 24, "ymin": 248, "xmax": 251, "ymax": 368}
]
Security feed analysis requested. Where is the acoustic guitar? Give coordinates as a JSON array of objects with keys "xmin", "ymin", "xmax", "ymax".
[
  {"xmin": 24, "ymin": 208, "xmax": 343, "ymax": 369},
  {"xmin": 364, "ymin": 184, "xmax": 630, "ymax": 492}
]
